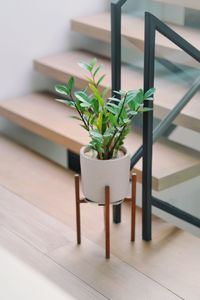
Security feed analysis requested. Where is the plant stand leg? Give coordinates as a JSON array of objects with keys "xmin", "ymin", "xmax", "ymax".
[
  {"xmin": 113, "ymin": 204, "xmax": 121, "ymax": 224},
  {"xmin": 75, "ymin": 174, "xmax": 81, "ymax": 244},
  {"xmin": 131, "ymin": 173, "xmax": 137, "ymax": 242},
  {"xmin": 105, "ymin": 186, "xmax": 110, "ymax": 259}
]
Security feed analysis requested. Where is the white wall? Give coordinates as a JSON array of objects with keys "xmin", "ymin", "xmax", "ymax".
[
  {"xmin": 0, "ymin": 0, "xmax": 108, "ymax": 164},
  {"xmin": 0, "ymin": 0, "xmax": 108, "ymax": 101}
]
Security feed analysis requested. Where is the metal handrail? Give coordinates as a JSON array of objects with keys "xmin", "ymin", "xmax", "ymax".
[
  {"xmin": 152, "ymin": 197, "xmax": 200, "ymax": 228},
  {"xmin": 130, "ymin": 76, "xmax": 200, "ymax": 169},
  {"xmin": 142, "ymin": 12, "xmax": 200, "ymax": 240},
  {"xmin": 111, "ymin": 3, "xmax": 200, "ymax": 234}
]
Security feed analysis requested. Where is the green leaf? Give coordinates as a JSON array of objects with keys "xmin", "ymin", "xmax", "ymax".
[
  {"xmin": 126, "ymin": 90, "xmax": 145, "ymax": 111},
  {"xmin": 90, "ymin": 58, "xmax": 97, "ymax": 69},
  {"xmin": 80, "ymin": 102, "xmax": 90, "ymax": 108},
  {"xmin": 55, "ymin": 85, "xmax": 69, "ymax": 96},
  {"xmin": 55, "ymin": 98, "xmax": 75, "ymax": 107},
  {"xmin": 137, "ymin": 107, "xmax": 152, "ymax": 112},
  {"xmin": 106, "ymin": 106, "xmax": 117, "ymax": 115},
  {"xmin": 90, "ymin": 114, "xmax": 96, "ymax": 125},
  {"xmin": 85, "ymin": 76, "xmax": 94, "ymax": 85},
  {"xmin": 75, "ymin": 100, "xmax": 84, "ymax": 113},
  {"xmin": 81, "ymin": 124, "xmax": 88, "ymax": 131},
  {"xmin": 103, "ymin": 127, "xmax": 115, "ymax": 145},
  {"xmin": 113, "ymin": 90, "xmax": 126, "ymax": 96},
  {"xmin": 127, "ymin": 100, "xmax": 137, "ymax": 111},
  {"xmin": 127, "ymin": 90, "xmax": 143, "ymax": 103},
  {"xmin": 97, "ymin": 111, "xmax": 103, "ymax": 132},
  {"xmin": 128, "ymin": 111, "xmax": 138, "ymax": 117},
  {"xmin": 67, "ymin": 77, "xmax": 74, "ymax": 94},
  {"xmin": 104, "ymin": 127, "xmax": 115, "ymax": 137},
  {"xmin": 71, "ymin": 116, "xmax": 82, "ymax": 121},
  {"xmin": 89, "ymin": 83, "xmax": 104, "ymax": 107},
  {"xmin": 97, "ymin": 74, "xmax": 106, "ymax": 86},
  {"xmin": 55, "ymin": 98, "xmax": 67, "ymax": 104},
  {"xmin": 78, "ymin": 62, "xmax": 92, "ymax": 72},
  {"xmin": 106, "ymin": 102, "xmax": 119, "ymax": 110},
  {"xmin": 91, "ymin": 98, "xmax": 99, "ymax": 114},
  {"xmin": 90, "ymin": 130, "xmax": 103, "ymax": 139},
  {"xmin": 75, "ymin": 91, "xmax": 91, "ymax": 104},
  {"xmin": 107, "ymin": 97, "xmax": 121, "ymax": 103},
  {"xmin": 120, "ymin": 108, "xmax": 128, "ymax": 121},
  {"xmin": 144, "ymin": 88, "xmax": 155, "ymax": 99},
  {"xmin": 127, "ymin": 90, "xmax": 138, "ymax": 97},
  {"xmin": 108, "ymin": 113, "xmax": 117, "ymax": 126},
  {"xmin": 122, "ymin": 118, "xmax": 130, "ymax": 124},
  {"xmin": 93, "ymin": 65, "xmax": 101, "ymax": 77},
  {"xmin": 134, "ymin": 90, "xmax": 145, "ymax": 105}
]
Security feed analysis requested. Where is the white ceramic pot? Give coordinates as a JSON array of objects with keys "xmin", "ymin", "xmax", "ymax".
[{"xmin": 80, "ymin": 146, "xmax": 130, "ymax": 204}]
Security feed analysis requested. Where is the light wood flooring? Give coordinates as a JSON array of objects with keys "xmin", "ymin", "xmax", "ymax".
[
  {"xmin": 0, "ymin": 186, "xmax": 183, "ymax": 300},
  {"xmin": 0, "ymin": 136, "xmax": 200, "ymax": 299}
]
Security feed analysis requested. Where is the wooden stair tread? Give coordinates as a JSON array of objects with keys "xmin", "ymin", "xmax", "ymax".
[
  {"xmin": 71, "ymin": 12, "xmax": 200, "ymax": 68},
  {"xmin": 0, "ymin": 92, "xmax": 199, "ymax": 191},
  {"xmin": 34, "ymin": 49, "xmax": 200, "ymax": 132},
  {"xmin": 154, "ymin": 0, "xmax": 200, "ymax": 10}
]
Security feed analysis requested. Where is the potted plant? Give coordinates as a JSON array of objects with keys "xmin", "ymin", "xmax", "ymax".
[{"xmin": 55, "ymin": 58, "xmax": 155, "ymax": 204}]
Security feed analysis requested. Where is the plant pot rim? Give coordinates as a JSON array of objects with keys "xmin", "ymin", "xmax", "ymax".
[{"xmin": 80, "ymin": 145, "xmax": 129, "ymax": 162}]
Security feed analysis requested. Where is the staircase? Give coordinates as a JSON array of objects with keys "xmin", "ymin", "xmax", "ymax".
[
  {"xmin": 33, "ymin": 50, "xmax": 200, "ymax": 132},
  {"xmin": 71, "ymin": 12, "xmax": 200, "ymax": 68},
  {"xmin": 0, "ymin": 5, "xmax": 199, "ymax": 197}
]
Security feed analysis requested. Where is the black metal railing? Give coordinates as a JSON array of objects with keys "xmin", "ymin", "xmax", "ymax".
[
  {"xmin": 111, "ymin": 0, "xmax": 127, "ymax": 224},
  {"xmin": 130, "ymin": 75, "xmax": 200, "ymax": 169},
  {"xmin": 142, "ymin": 12, "xmax": 200, "ymax": 240},
  {"xmin": 111, "ymin": 0, "xmax": 200, "ymax": 239}
]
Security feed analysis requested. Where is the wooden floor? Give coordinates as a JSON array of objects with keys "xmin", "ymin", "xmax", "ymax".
[{"xmin": 0, "ymin": 137, "xmax": 200, "ymax": 299}]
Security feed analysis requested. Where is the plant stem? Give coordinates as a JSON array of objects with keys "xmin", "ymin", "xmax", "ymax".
[
  {"xmin": 116, "ymin": 93, "xmax": 127, "ymax": 123},
  {"xmin": 108, "ymin": 125, "xmax": 126, "ymax": 159},
  {"xmin": 91, "ymin": 71, "xmax": 98, "ymax": 89},
  {"xmin": 106, "ymin": 128, "xmax": 118, "ymax": 151},
  {"xmin": 106, "ymin": 93, "xmax": 128, "ymax": 158},
  {"xmin": 70, "ymin": 94, "xmax": 89, "ymax": 131}
]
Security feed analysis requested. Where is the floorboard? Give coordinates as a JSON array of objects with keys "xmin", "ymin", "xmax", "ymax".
[
  {"xmin": 0, "ymin": 225, "xmax": 106, "ymax": 300},
  {"xmin": 0, "ymin": 187, "xmax": 181, "ymax": 300}
]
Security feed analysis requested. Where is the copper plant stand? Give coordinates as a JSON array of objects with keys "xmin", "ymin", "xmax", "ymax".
[{"xmin": 74, "ymin": 173, "xmax": 137, "ymax": 259}]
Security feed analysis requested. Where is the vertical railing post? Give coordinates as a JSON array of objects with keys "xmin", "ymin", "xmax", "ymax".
[
  {"xmin": 111, "ymin": 0, "xmax": 126, "ymax": 95},
  {"xmin": 142, "ymin": 12, "xmax": 156, "ymax": 241},
  {"xmin": 111, "ymin": 0, "xmax": 127, "ymax": 224}
]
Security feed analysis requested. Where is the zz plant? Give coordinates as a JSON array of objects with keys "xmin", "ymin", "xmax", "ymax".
[{"xmin": 55, "ymin": 58, "xmax": 155, "ymax": 160}]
